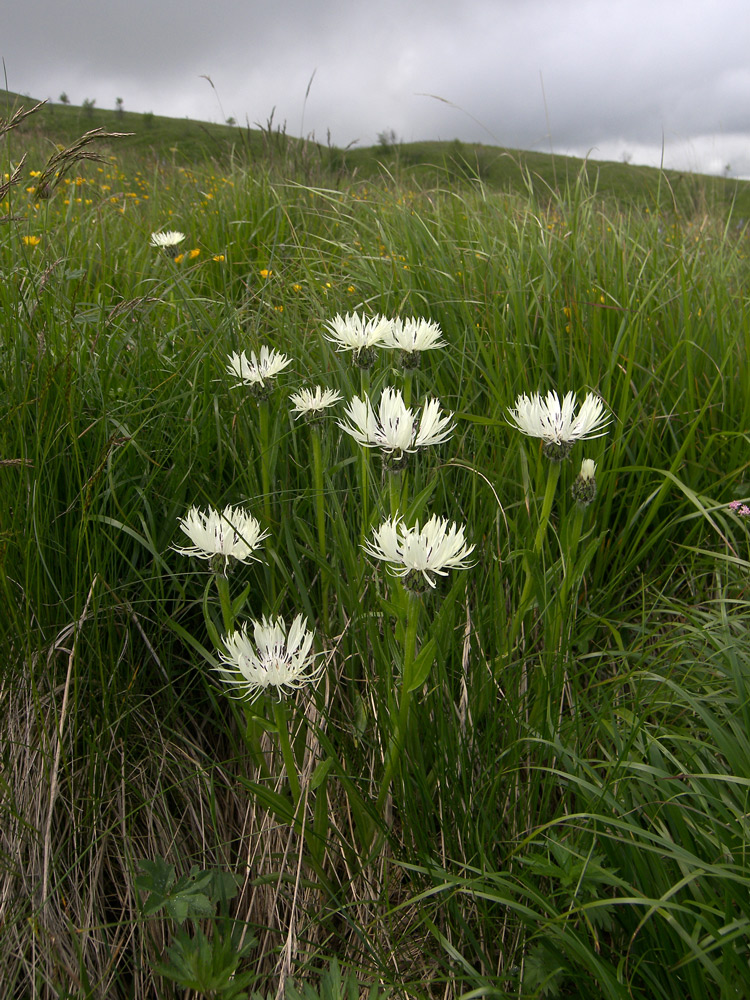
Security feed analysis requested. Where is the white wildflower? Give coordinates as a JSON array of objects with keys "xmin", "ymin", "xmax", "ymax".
[
  {"xmin": 363, "ymin": 514, "xmax": 475, "ymax": 590},
  {"xmin": 216, "ymin": 615, "xmax": 321, "ymax": 703},
  {"xmin": 507, "ymin": 390, "xmax": 610, "ymax": 460}
]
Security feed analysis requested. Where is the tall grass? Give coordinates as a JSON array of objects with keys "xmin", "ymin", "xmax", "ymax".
[{"xmin": 2, "ymin": 104, "xmax": 750, "ymax": 999}]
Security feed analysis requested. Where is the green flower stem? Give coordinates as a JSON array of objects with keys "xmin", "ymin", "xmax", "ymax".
[
  {"xmin": 360, "ymin": 448, "xmax": 370, "ymax": 542},
  {"xmin": 359, "ymin": 368, "xmax": 371, "ymax": 538},
  {"xmin": 258, "ymin": 400, "xmax": 272, "ymax": 527},
  {"xmin": 403, "ymin": 370, "xmax": 413, "ymax": 409},
  {"xmin": 388, "ymin": 468, "xmax": 402, "ymax": 519},
  {"xmin": 376, "ymin": 588, "xmax": 421, "ymax": 813},
  {"xmin": 258, "ymin": 399, "xmax": 277, "ymax": 602},
  {"xmin": 214, "ymin": 572, "xmax": 234, "ymax": 635},
  {"xmin": 311, "ymin": 427, "xmax": 329, "ymax": 632},
  {"xmin": 242, "ymin": 704, "xmax": 272, "ymax": 780},
  {"xmin": 551, "ymin": 503, "xmax": 586, "ymax": 652},
  {"xmin": 273, "ymin": 699, "xmax": 301, "ymax": 808},
  {"xmin": 533, "ymin": 459, "xmax": 561, "ymax": 557},
  {"xmin": 510, "ymin": 458, "xmax": 561, "ymax": 651}
]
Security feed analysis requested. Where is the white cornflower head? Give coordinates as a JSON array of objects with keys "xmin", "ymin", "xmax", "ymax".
[
  {"xmin": 227, "ymin": 346, "xmax": 293, "ymax": 399},
  {"xmin": 572, "ymin": 458, "xmax": 597, "ymax": 507},
  {"xmin": 338, "ymin": 387, "xmax": 454, "ymax": 469},
  {"xmin": 289, "ymin": 386, "xmax": 343, "ymax": 424},
  {"xmin": 384, "ymin": 317, "xmax": 446, "ymax": 368},
  {"xmin": 363, "ymin": 514, "xmax": 475, "ymax": 591},
  {"xmin": 216, "ymin": 614, "xmax": 321, "ymax": 703},
  {"xmin": 174, "ymin": 504, "xmax": 269, "ymax": 574},
  {"xmin": 507, "ymin": 390, "xmax": 611, "ymax": 461},
  {"xmin": 323, "ymin": 311, "xmax": 392, "ymax": 368},
  {"xmin": 150, "ymin": 230, "xmax": 185, "ymax": 257}
]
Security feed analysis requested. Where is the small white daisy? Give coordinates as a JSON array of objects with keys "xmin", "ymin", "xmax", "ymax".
[
  {"xmin": 216, "ymin": 614, "xmax": 321, "ymax": 703},
  {"xmin": 384, "ymin": 317, "xmax": 446, "ymax": 367},
  {"xmin": 338, "ymin": 387, "xmax": 454, "ymax": 466},
  {"xmin": 150, "ymin": 230, "xmax": 185, "ymax": 256},
  {"xmin": 363, "ymin": 514, "xmax": 475, "ymax": 590},
  {"xmin": 227, "ymin": 346, "xmax": 293, "ymax": 399},
  {"xmin": 289, "ymin": 386, "xmax": 343, "ymax": 422},
  {"xmin": 507, "ymin": 390, "xmax": 610, "ymax": 460},
  {"xmin": 323, "ymin": 312, "xmax": 392, "ymax": 367},
  {"xmin": 174, "ymin": 505, "xmax": 269, "ymax": 572}
]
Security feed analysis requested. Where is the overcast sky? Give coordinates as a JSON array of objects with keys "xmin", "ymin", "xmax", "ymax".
[{"xmin": 4, "ymin": 0, "xmax": 750, "ymax": 177}]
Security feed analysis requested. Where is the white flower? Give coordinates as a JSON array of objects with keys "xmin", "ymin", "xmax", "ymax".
[
  {"xmin": 174, "ymin": 505, "xmax": 269, "ymax": 570},
  {"xmin": 384, "ymin": 317, "xmax": 446, "ymax": 361},
  {"xmin": 150, "ymin": 230, "xmax": 185, "ymax": 253},
  {"xmin": 323, "ymin": 312, "xmax": 392, "ymax": 365},
  {"xmin": 289, "ymin": 386, "xmax": 343, "ymax": 419},
  {"xmin": 507, "ymin": 390, "xmax": 610, "ymax": 460},
  {"xmin": 338, "ymin": 388, "xmax": 454, "ymax": 462},
  {"xmin": 216, "ymin": 614, "xmax": 321, "ymax": 703},
  {"xmin": 363, "ymin": 514, "xmax": 475, "ymax": 589},
  {"xmin": 227, "ymin": 346, "xmax": 292, "ymax": 397}
]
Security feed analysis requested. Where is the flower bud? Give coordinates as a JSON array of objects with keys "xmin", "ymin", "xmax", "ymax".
[{"xmin": 572, "ymin": 458, "xmax": 597, "ymax": 506}]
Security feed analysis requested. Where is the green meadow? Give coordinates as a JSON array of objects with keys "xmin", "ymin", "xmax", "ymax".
[{"xmin": 2, "ymin": 94, "xmax": 750, "ymax": 1000}]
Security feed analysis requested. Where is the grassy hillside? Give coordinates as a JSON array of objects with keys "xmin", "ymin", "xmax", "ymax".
[
  {"xmin": 3, "ymin": 90, "xmax": 750, "ymax": 1000},
  {"xmin": 4, "ymin": 87, "xmax": 750, "ymax": 216}
]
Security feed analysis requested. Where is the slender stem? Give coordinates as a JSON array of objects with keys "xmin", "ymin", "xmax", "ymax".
[
  {"xmin": 403, "ymin": 369, "xmax": 413, "ymax": 409},
  {"xmin": 214, "ymin": 572, "xmax": 234, "ymax": 635},
  {"xmin": 388, "ymin": 468, "xmax": 401, "ymax": 519},
  {"xmin": 376, "ymin": 589, "xmax": 421, "ymax": 812},
  {"xmin": 533, "ymin": 460, "xmax": 561, "ymax": 556},
  {"xmin": 258, "ymin": 399, "xmax": 272, "ymax": 527},
  {"xmin": 242, "ymin": 703, "xmax": 272, "ymax": 779},
  {"xmin": 509, "ymin": 457, "xmax": 562, "ymax": 652},
  {"xmin": 273, "ymin": 699, "xmax": 301, "ymax": 808},
  {"xmin": 552, "ymin": 503, "xmax": 585, "ymax": 651},
  {"xmin": 311, "ymin": 427, "xmax": 329, "ymax": 632}
]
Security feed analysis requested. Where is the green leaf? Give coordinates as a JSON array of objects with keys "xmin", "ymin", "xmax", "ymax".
[
  {"xmin": 405, "ymin": 637, "xmax": 437, "ymax": 693},
  {"xmin": 310, "ymin": 757, "xmax": 334, "ymax": 790}
]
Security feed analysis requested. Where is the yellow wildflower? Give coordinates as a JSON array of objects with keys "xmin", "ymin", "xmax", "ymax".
[
  {"xmin": 22, "ymin": 235, "xmax": 41, "ymax": 247},
  {"xmin": 260, "ymin": 268, "xmax": 272, "ymax": 278}
]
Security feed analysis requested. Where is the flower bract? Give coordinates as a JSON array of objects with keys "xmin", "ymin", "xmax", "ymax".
[
  {"xmin": 507, "ymin": 390, "xmax": 610, "ymax": 460},
  {"xmin": 174, "ymin": 505, "xmax": 268, "ymax": 571},
  {"xmin": 363, "ymin": 514, "xmax": 475, "ymax": 589},
  {"xmin": 216, "ymin": 614, "xmax": 321, "ymax": 703}
]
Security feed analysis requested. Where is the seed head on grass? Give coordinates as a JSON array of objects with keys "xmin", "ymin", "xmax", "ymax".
[
  {"xmin": 324, "ymin": 311, "xmax": 392, "ymax": 368},
  {"xmin": 339, "ymin": 387, "xmax": 454, "ymax": 467},
  {"xmin": 507, "ymin": 390, "xmax": 611, "ymax": 461},
  {"xmin": 174, "ymin": 504, "xmax": 269, "ymax": 574},
  {"xmin": 364, "ymin": 514, "xmax": 475, "ymax": 591},
  {"xmin": 227, "ymin": 346, "xmax": 292, "ymax": 399},
  {"xmin": 216, "ymin": 615, "xmax": 320, "ymax": 703}
]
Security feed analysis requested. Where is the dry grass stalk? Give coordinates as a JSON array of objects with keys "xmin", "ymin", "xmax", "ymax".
[{"xmin": 32, "ymin": 127, "xmax": 133, "ymax": 199}]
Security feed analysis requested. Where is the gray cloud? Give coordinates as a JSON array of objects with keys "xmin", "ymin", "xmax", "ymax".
[{"xmin": 4, "ymin": 0, "xmax": 750, "ymax": 175}]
